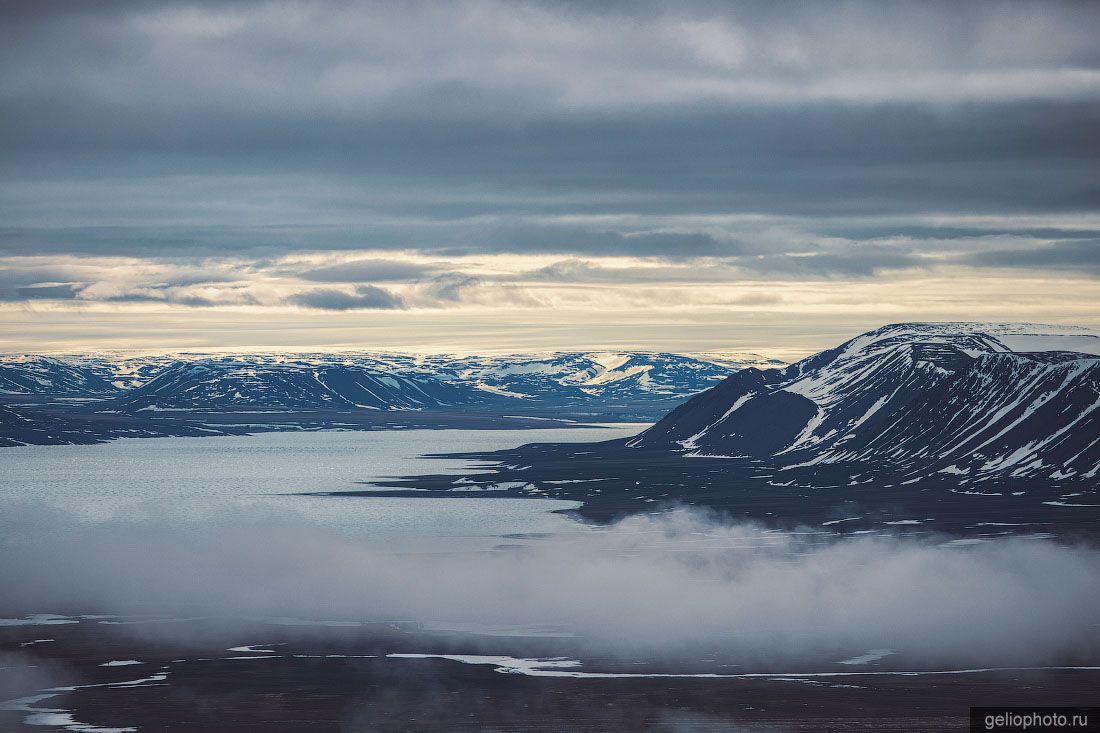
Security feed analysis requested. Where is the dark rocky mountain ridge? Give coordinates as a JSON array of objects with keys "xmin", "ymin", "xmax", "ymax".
[
  {"xmin": 370, "ymin": 323, "xmax": 1100, "ymax": 538},
  {"xmin": 628, "ymin": 323, "xmax": 1100, "ymax": 483}
]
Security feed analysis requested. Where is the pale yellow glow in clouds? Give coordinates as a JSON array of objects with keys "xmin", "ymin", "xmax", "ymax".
[{"xmin": 1, "ymin": 249, "xmax": 1096, "ymax": 359}]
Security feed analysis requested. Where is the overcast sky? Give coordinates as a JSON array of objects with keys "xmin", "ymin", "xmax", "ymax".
[{"xmin": 2, "ymin": 0, "xmax": 1098, "ymax": 356}]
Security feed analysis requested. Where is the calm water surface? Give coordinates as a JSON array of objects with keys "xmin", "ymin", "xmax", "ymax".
[{"xmin": 0, "ymin": 424, "xmax": 647, "ymax": 549}]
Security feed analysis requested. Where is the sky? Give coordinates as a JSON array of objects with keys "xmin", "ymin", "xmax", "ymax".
[{"xmin": 1, "ymin": 0, "xmax": 1098, "ymax": 358}]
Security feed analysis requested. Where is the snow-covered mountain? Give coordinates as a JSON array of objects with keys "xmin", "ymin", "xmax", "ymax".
[
  {"xmin": 0, "ymin": 356, "xmax": 120, "ymax": 397},
  {"xmin": 105, "ymin": 360, "xmax": 492, "ymax": 412},
  {"xmin": 77, "ymin": 355, "xmax": 178, "ymax": 391},
  {"xmin": 5, "ymin": 351, "xmax": 779, "ymax": 416},
  {"xmin": 628, "ymin": 323, "xmax": 1100, "ymax": 482},
  {"xmin": 414, "ymin": 351, "xmax": 780, "ymax": 412}
]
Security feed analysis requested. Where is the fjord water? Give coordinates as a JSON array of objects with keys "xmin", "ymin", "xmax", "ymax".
[{"xmin": 0, "ymin": 425, "xmax": 646, "ymax": 550}]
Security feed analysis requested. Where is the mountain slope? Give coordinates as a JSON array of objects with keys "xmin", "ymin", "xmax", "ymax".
[
  {"xmin": 67, "ymin": 351, "xmax": 780, "ymax": 418},
  {"xmin": 106, "ymin": 360, "xmax": 494, "ymax": 412},
  {"xmin": 628, "ymin": 323, "xmax": 1100, "ymax": 482},
  {"xmin": 417, "ymin": 351, "xmax": 779, "ymax": 414},
  {"xmin": 0, "ymin": 356, "xmax": 120, "ymax": 397}
]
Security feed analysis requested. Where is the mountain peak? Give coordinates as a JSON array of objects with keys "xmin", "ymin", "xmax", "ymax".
[
  {"xmin": 828, "ymin": 322, "xmax": 1100, "ymax": 364},
  {"xmin": 630, "ymin": 321, "xmax": 1100, "ymax": 483}
]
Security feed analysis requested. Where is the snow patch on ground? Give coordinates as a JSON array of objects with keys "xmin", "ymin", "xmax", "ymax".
[{"xmin": 837, "ymin": 649, "xmax": 895, "ymax": 665}]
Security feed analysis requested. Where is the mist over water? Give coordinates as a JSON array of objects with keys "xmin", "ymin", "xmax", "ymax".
[{"xmin": 3, "ymin": 503, "xmax": 1098, "ymax": 669}]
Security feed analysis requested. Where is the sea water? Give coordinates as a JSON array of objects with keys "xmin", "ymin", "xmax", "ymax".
[{"xmin": 0, "ymin": 424, "xmax": 647, "ymax": 551}]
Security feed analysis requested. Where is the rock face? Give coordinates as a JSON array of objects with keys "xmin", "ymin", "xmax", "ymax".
[{"xmin": 627, "ymin": 323, "xmax": 1100, "ymax": 482}]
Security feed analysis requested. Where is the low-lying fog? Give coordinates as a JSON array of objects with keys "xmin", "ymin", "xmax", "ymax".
[{"xmin": 3, "ymin": 502, "xmax": 1098, "ymax": 670}]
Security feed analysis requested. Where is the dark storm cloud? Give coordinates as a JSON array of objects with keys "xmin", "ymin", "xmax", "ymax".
[
  {"xmin": 287, "ymin": 285, "xmax": 406, "ymax": 311},
  {"xmin": 1, "ymin": 102, "xmax": 1096, "ymax": 264},
  {"xmin": 4, "ymin": 104, "xmax": 1097, "ymax": 221},
  {"xmin": 0, "ymin": 0, "xmax": 1098, "ymax": 283}
]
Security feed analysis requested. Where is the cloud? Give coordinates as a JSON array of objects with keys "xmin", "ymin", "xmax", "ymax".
[
  {"xmin": 95, "ymin": 289, "xmax": 258, "ymax": 308},
  {"xmin": 421, "ymin": 273, "xmax": 481, "ymax": 302},
  {"xmin": 484, "ymin": 227, "xmax": 734, "ymax": 259},
  {"xmin": 962, "ymin": 239, "xmax": 1100, "ymax": 274},
  {"xmin": 4, "ymin": 1, "xmax": 1099, "ymax": 125},
  {"xmin": 74, "ymin": 273, "xmax": 261, "ymax": 307},
  {"xmin": 0, "ymin": 259, "xmax": 261, "ymax": 306},
  {"xmin": 522, "ymin": 246, "xmax": 924, "ymax": 284},
  {"xmin": 297, "ymin": 258, "xmax": 441, "ymax": 283},
  {"xmin": 2, "ymin": 2, "xmax": 1097, "ymax": 266},
  {"xmin": 0, "ymin": 1, "xmax": 1098, "ymax": 345},
  {"xmin": 0, "ymin": 280, "xmax": 82, "ymax": 302},
  {"xmin": 1, "ymin": 505, "xmax": 1098, "ymax": 667},
  {"xmin": 734, "ymin": 248, "xmax": 925, "ymax": 278},
  {"xmin": 728, "ymin": 291, "xmax": 782, "ymax": 306},
  {"xmin": 525, "ymin": 258, "xmax": 721, "ymax": 283},
  {"xmin": 12, "ymin": 283, "xmax": 82, "ymax": 300},
  {"xmin": 407, "ymin": 273, "xmax": 545, "ymax": 308},
  {"xmin": 0, "ymin": 266, "xmax": 86, "ymax": 301},
  {"xmin": 287, "ymin": 285, "xmax": 406, "ymax": 310}
]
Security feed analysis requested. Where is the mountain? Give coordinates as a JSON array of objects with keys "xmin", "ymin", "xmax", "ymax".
[
  {"xmin": 0, "ymin": 350, "xmax": 780, "ymax": 444},
  {"xmin": 413, "ymin": 351, "xmax": 781, "ymax": 416},
  {"xmin": 75, "ymin": 354, "xmax": 180, "ymax": 391},
  {"xmin": 627, "ymin": 323, "xmax": 1100, "ymax": 482},
  {"xmin": 0, "ymin": 356, "xmax": 120, "ymax": 397},
  {"xmin": 105, "ymin": 359, "xmax": 493, "ymax": 412},
  {"xmin": 67, "ymin": 351, "xmax": 779, "ymax": 417},
  {"xmin": 375, "ymin": 323, "xmax": 1100, "ymax": 537}
]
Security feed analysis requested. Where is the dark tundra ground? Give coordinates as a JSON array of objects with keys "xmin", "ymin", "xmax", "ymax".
[
  {"xmin": 331, "ymin": 437, "xmax": 1100, "ymax": 543},
  {"xmin": 2, "ymin": 616, "xmax": 1098, "ymax": 732}
]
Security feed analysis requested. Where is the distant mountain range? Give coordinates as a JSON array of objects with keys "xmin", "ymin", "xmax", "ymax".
[
  {"xmin": 106, "ymin": 361, "xmax": 488, "ymax": 412},
  {"xmin": 0, "ymin": 351, "xmax": 781, "ymax": 445}
]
